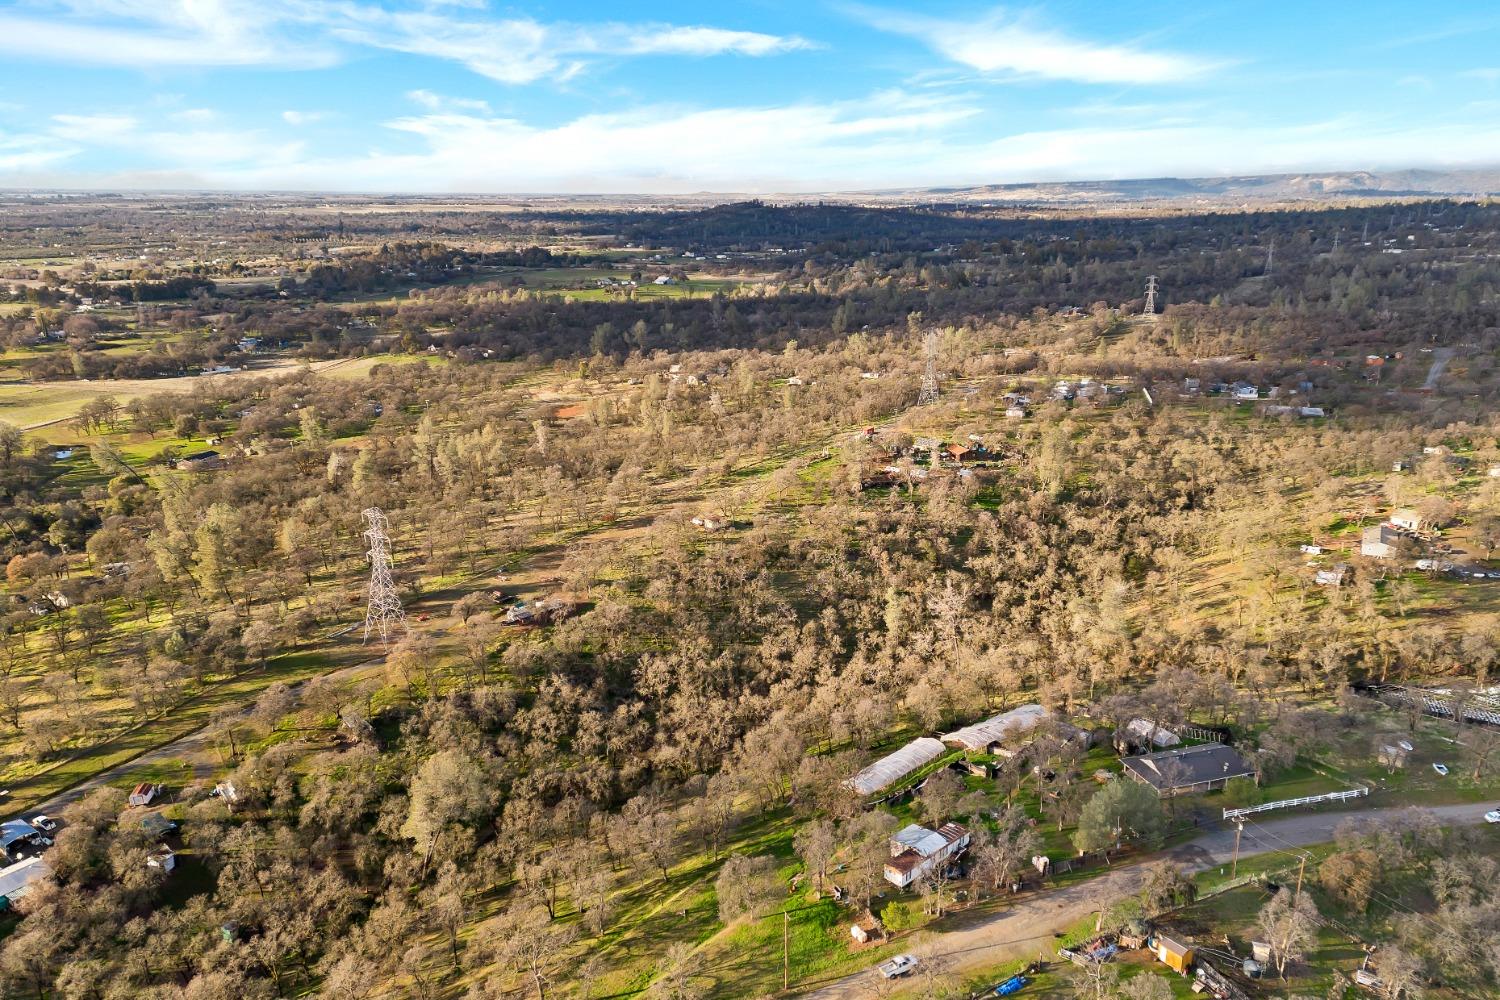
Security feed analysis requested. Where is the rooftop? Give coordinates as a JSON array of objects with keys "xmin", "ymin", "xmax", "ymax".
[
  {"xmin": 1121, "ymin": 742, "xmax": 1254, "ymax": 791},
  {"xmin": 941, "ymin": 704, "xmax": 1050, "ymax": 751},
  {"xmin": 846, "ymin": 737, "xmax": 948, "ymax": 797}
]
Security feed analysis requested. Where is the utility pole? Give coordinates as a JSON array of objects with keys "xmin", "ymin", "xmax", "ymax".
[
  {"xmin": 1142, "ymin": 275, "xmax": 1158, "ymax": 316},
  {"xmin": 917, "ymin": 331, "xmax": 940, "ymax": 405},
  {"xmin": 361, "ymin": 507, "xmax": 407, "ymax": 646},
  {"xmin": 1231, "ymin": 819, "xmax": 1244, "ymax": 878},
  {"xmin": 1294, "ymin": 853, "xmax": 1308, "ymax": 904}
]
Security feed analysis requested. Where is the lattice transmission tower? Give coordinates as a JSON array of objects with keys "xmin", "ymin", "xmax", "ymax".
[
  {"xmin": 1142, "ymin": 275, "xmax": 1159, "ymax": 316},
  {"xmin": 362, "ymin": 507, "xmax": 406, "ymax": 645},
  {"xmin": 916, "ymin": 331, "xmax": 940, "ymax": 405}
]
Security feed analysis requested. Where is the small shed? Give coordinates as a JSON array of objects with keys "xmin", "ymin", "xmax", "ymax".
[
  {"xmin": 849, "ymin": 912, "xmax": 883, "ymax": 944},
  {"xmin": 129, "ymin": 782, "xmax": 158, "ymax": 807},
  {"xmin": 1151, "ymin": 933, "xmax": 1193, "ymax": 974}
]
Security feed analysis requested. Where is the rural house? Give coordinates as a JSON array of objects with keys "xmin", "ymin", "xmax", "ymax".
[
  {"xmin": 1389, "ymin": 508, "xmax": 1431, "ymax": 532},
  {"xmin": 1361, "ymin": 524, "xmax": 1402, "ymax": 560},
  {"xmin": 177, "ymin": 450, "xmax": 226, "ymax": 472},
  {"xmin": 1121, "ymin": 743, "xmax": 1256, "ymax": 797},
  {"xmin": 884, "ymin": 822, "xmax": 971, "ymax": 888}
]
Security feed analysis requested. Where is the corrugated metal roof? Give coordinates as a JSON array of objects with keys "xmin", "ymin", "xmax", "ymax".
[
  {"xmin": 0, "ymin": 820, "xmax": 38, "ymax": 850},
  {"xmin": 941, "ymin": 704, "xmax": 1050, "ymax": 751},
  {"xmin": 1126, "ymin": 719, "xmax": 1181, "ymax": 747},
  {"xmin": 892, "ymin": 824, "xmax": 948, "ymax": 857},
  {"xmin": 845, "ymin": 737, "xmax": 947, "ymax": 796},
  {"xmin": 0, "ymin": 857, "xmax": 48, "ymax": 899}
]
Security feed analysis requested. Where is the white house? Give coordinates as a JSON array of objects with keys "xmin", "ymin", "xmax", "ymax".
[
  {"xmin": 1362, "ymin": 524, "xmax": 1403, "ymax": 559},
  {"xmin": 884, "ymin": 823, "xmax": 970, "ymax": 888},
  {"xmin": 1389, "ymin": 509, "xmax": 1428, "ymax": 532}
]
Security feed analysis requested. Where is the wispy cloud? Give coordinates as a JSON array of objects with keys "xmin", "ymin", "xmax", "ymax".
[
  {"xmin": 282, "ymin": 110, "xmax": 331, "ymax": 126},
  {"xmin": 855, "ymin": 5, "xmax": 1217, "ymax": 85},
  {"xmin": 327, "ymin": 10, "xmax": 814, "ymax": 84},
  {"xmin": 0, "ymin": 2, "xmax": 812, "ymax": 84}
]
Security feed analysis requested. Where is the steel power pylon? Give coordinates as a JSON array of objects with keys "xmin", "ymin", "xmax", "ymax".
[
  {"xmin": 1142, "ymin": 275, "xmax": 1159, "ymax": 316},
  {"xmin": 362, "ymin": 507, "xmax": 407, "ymax": 645},
  {"xmin": 917, "ymin": 331, "xmax": 940, "ymax": 405}
]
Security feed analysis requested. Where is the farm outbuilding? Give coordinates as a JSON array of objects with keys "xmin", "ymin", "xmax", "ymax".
[
  {"xmin": 0, "ymin": 857, "xmax": 50, "ymax": 909},
  {"xmin": 1151, "ymin": 933, "xmax": 1194, "ymax": 974},
  {"xmin": 941, "ymin": 704, "xmax": 1051, "ymax": 753},
  {"xmin": 845, "ymin": 737, "xmax": 947, "ymax": 797}
]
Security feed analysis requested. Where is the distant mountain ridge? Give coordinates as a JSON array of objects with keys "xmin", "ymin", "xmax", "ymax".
[{"xmin": 895, "ymin": 168, "xmax": 1500, "ymax": 204}]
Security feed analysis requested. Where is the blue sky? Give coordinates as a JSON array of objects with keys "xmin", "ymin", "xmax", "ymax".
[{"xmin": 2, "ymin": 1, "xmax": 1500, "ymax": 192}]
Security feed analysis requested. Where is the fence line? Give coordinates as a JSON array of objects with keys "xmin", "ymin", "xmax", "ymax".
[{"xmin": 1223, "ymin": 786, "xmax": 1368, "ymax": 821}]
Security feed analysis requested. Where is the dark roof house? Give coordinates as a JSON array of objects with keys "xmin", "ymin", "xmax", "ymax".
[{"xmin": 1121, "ymin": 743, "xmax": 1255, "ymax": 797}]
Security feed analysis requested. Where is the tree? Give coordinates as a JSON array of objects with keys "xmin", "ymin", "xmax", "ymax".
[
  {"xmin": 1119, "ymin": 972, "xmax": 1174, "ymax": 1000},
  {"xmin": 917, "ymin": 769, "xmax": 964, "ymax": 825},
  {"xmin": 1073, "ymin": 780, "xmax": 1166, "ymax": 855},
  {"xmin": 1319, "ymin": 848, "xmax": 1380, "ymax": 914},
  {"xmin": 793, "ymin": 819, "xmax": 836, "ymax": 896},
  {"xmin": 1257, "ymin": 888, "xmax": 1320, "ymax": 979},
  {"xmin": 480, "ymin": 904, "xmax": 577, "ymax": 1000},
  {"xmin": 1137, "ymin": 861, "xmax": 1197, "ymax": 917},
  {"xmin": 399, "ymin": 749, "xmax": 492, "ymax": 875},
  {"xmin": 713, "ymin": 854, "xmax": 779, "ymax": 923}
]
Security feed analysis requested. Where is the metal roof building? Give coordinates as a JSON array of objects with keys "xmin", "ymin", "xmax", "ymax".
[
  {"xmin": 940, "ymin": 704, "xmax": 1050, "ymax": 752},
  {"xmin": 0, "ymin": 820, "xmax": 40, "ymax": 853},
  {"xmin": 845, "ymin": 737, "xmax": 947, "ymax": 796},
  {"xmin": 0, "ymin": 857, "xmax": 49, "ymax": 905}
]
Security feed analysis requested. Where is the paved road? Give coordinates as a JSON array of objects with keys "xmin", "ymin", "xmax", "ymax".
[{"xmin": 794, "ymin": 803, "xmax": 1497, "ymax": 1000}]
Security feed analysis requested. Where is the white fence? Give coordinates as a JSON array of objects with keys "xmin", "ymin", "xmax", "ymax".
[{"xmin": 1224, "ymin": 786, "xmax": 1368, "ymax": 821}]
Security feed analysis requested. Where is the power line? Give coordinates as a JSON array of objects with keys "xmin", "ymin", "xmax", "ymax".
[
  {"xmin": 362, "ymin": 507, "xmax": 407, "ymax": 646},
  {"xmin": 917, "ymin": 331, "xmax": 940, "ymax": 405}
]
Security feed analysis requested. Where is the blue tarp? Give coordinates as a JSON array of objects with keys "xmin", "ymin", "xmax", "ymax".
[{"xmin": 994, "ymin": 975, "xmax": 1028, "ymax": 996}]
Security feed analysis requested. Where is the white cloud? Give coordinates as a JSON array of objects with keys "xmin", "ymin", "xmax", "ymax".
[
  {"xmin": 81, "ymin": 91, "xmax": 974, "ymax": 192},
  {"xmin": 282, "ymin": 110, "xmax": 330, "ymax": 126},
  {"xmin": 406, "ymin": 90, "xmax": 491, "ymax": 114},
  {"xmin": 0, "ymin": 2, "xmax": 337, "ymax": 69},
  {"xmin": 856, "ymin": 5, "xmax": 1215, "ymax": 85},
  {"xmin": 50, "ymin": 114, "xmax": 139, "ymax": 141},
  {"xmin": 0, "ymin": 130, "xmax": 78, "ymax": 173},
  {"xmin": 327, "ymin": 11, "xmax": 813, "ymax": 85},
  {"xmin": 171, "ymin": 108, "xmax": 218, "ymax": 124},
  {"xmin": 0, "ymin": 2, "xmax": 811, "ymax": 84}
]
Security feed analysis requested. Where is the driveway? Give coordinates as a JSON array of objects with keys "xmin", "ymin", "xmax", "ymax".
[{"xmin": 794, "ymin": 802, "xmax": 1497, "ymax": 999}]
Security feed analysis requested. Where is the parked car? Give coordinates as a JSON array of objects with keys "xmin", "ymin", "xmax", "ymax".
[
  {"xmin": 878, "ymin": 955, "xmax": 918, "ymax": 979},
  {"xmin": 1484, "ymin": 810, "xmax": 1500, "ymax": 824},
  {"xmin": 1433, "ymin": 763, "xmax": 1449, "ymax": 776},
  {"xmin": 30, "ymin": 816, "xmax": 56, "ymax": 832}
]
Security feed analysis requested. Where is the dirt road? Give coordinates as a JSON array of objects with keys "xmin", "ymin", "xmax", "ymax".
[
  {"xmin": 794, "ymin": 802, "xmax": 1497, "ymax": 999},
  {"xmin": 4, "ymin": 656, "xmax": 380, "ymax": 823}
]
